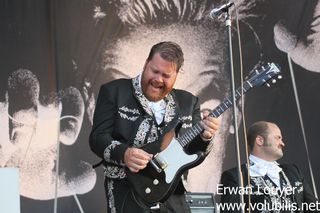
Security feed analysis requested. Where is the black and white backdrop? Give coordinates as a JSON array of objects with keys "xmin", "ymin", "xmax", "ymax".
[{"xmin": 1, "ymin": 0, "xmax": 320, "ymax": 212}]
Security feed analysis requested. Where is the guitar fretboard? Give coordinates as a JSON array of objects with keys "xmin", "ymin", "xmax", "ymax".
[{"xmin": 177, "ymin": 81, "xmax": 252, "ymax": 147}]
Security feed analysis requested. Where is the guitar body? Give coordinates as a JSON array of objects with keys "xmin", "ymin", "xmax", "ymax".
[
  {"xmin": 126, "ymin": 63, "xmax": 281, "ymax": 206},
  {"xmin": 126, "ymin": 130, "xmax": 205, "ymax": 205}
]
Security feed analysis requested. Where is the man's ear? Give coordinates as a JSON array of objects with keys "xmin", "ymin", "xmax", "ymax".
[{"xmin": 255, "ymin": 135, "xmax": 264, "ymax": 146}]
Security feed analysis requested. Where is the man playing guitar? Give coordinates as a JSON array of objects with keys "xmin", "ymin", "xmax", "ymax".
[{"xmin": 89, "ymin": 41, "xmax": 219, "ymax": 213}]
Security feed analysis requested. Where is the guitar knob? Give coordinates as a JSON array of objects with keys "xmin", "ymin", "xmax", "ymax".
[
  {"xmin": 272, "ymin": 79, "xmax": 277, "ymax": 84},
  {"xmin": 278, "ymin": 75, "xmax": 283, "ymax": 79},
  {"xmin": 153, "ymin": 179, "xmax": 159, "ymax": 185},
  {"xmin": 145, "ymin": 187, "xmax": 151, "ymax": 194}
]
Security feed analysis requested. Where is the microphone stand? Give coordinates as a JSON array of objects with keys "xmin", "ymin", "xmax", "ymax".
[{"xmin": 224, "ymin": 9, "xmax": 245, "ymax": 213}]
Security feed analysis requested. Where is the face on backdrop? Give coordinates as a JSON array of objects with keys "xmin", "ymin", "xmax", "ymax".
[
  {"xmin": 0, "ymin": 0, "xmax": 244, "ymax": 201},
  {"xmin": 0, "ymin": 0, "xmax": 266, "ymax": 200},
  {"xmin": 238, "ymin": 0, "xmax": 320, "ymax": 73},
  {"xmin": 4, "ymin": 0, "xmax": 310, "ymax": 206},
  {"xmin": 274, "ymin": 0, "xmax": 320, "ymax": 73}
]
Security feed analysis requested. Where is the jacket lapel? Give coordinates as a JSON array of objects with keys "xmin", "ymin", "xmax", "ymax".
[{"xmin": 131, "ymin": 76, "xmax": 180, "ymax": 147}]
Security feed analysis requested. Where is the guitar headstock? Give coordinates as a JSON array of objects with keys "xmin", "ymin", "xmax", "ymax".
[{"xmin": 247, "ymin": 63, "xmax": 282, "ymax": 87}]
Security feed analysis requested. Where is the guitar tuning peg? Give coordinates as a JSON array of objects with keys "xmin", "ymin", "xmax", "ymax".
[
  {"xmin": 266, "ymin": 83, "xmax": 270, "ymax": 87},
  {"xmin": 277, "ymin": 75, "xmax": 282, "ymax": 79},
  {"xmin": 272, "ymin": 79, "xmax": 277, "ymax": 84}
]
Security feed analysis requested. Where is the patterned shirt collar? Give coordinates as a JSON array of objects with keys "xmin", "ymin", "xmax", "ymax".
[
  {"xmin": 249, "ymin": 154, "xmax": 282, "ymax": 187},
  {"xmin": 132, "ymin": 75, "xmax": 177, "ymax": 124},
  {"xmin": 138, "ymin": 74, "xmax": 167, "ymax": 124}
]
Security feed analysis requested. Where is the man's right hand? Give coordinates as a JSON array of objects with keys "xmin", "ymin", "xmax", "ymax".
[{"xmin": 124, "ymin": 147, "xmax": 153, "ymax": 173}]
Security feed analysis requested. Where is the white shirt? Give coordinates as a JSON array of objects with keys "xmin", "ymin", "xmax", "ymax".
[
  {"xmin": 249, "ymin": 154, "xmax": 282, "ymax": 187},
  {"xmin": 138, "ymin": 74, "xmax": 166, "ymax": 124},
  {"xmin": 138, "ymin": 74, "xmax": 211, "ymax": 140}
]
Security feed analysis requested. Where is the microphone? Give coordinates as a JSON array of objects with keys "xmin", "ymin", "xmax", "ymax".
[{"xmin": 209, "ymin": 1, "xmax": 234, "ymax": 18}]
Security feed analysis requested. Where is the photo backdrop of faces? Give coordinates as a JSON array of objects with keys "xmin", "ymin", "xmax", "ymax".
[{"xmin": 1, "ymin": 0, "xmax": 319, "ymax": 212}]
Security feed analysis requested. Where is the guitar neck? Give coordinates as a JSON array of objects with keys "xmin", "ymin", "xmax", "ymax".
[{"xmin": 177, "ymin": 81, "xmax": 252, "ymax": 148}]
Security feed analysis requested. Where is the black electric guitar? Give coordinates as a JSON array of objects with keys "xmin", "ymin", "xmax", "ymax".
[{"xmin": 126, "ymin": 63, "xmax": 281, "ymax": 206}]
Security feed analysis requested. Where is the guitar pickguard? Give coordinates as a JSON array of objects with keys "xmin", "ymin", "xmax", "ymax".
[{"xmin": 157, "ymin": 137, "xmax": 198, "ymax": 183}]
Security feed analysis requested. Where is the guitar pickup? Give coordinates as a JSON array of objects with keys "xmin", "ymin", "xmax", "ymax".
[
  {"xmin": 149, "ymin": 153, "xmax": 168, "ymax": 173},
  {"xmin": 149, "ymin": 159, "xmax": 162, "ymax": 173}
]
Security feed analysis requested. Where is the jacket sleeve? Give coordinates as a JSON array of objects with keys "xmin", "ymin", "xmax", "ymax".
[
  {"xmin": 219, "ymin": 168, "xmax": 248, "ymax": 213},
  {"xmin": 89, "ymin": 84, "xmax": 128, "ymax": 166},
  {"xmin": 220, "ymin": 170, "xmax": 240, "ymax": 201},
  {"xmin": 184, "ymin": 95, "xmax": 212, "ymax": 154},
  {"xmin": 292, "ymin": 164, "xmax": 318, "ymax": 210}
]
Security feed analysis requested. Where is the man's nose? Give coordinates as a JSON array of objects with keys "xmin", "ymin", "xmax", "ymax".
[{"xmin": 155, "ymin": 74, "xmax": 164, "ymax": 83}]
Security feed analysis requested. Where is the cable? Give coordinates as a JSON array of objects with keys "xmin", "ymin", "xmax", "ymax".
[
  {"xmin": 7, "ymin": 113, "xmax": 37, "ymax": 169},
  {"xmin": 287, "ymin": 54, "xmax": 318, "ymax": 199},
  {"xmin": 234, "ymin": 1, "xmax": 251, "ymax": 211},
  {"xmin": 73, "ymin": 194, "xmax": 85, "ymax": 213}
]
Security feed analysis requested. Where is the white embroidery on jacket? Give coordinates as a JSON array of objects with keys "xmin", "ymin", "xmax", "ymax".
[
  {"xmin": 181, "ymin": 115, "xmax": 192, "ymax": 121},
  {"xmin": 118, "ymin": 111, "xmax": 139, "ymax": 121},
  {"xmin": 104, "ymin": 165, "xmax": 126, "ymax": 179},
  {"xmin": 119, "ymin": 106, "xmax": 140, "ymax": 114},
  {"xmin": 181, "ymin": 116, "xmax": 192, "ymax": 129},
  {"xmin": 104, "ymin": 141, "xmax": 125, "ymax": 165},
  {"xmin": 182, "ymin": 123, "xmax": 192, "ymax": 128},
  {"xmin": 164, "ymin": 94, "xmax": 177, "ymax": 123},
  {"xmin": 250, "ymin": 171, "xmax": 294, "ymax": 213},
  {"xmin": 118, "ymin": 106, "xmax": 140, "ymax": 121},
  {"xmin": 132, "ymin": 76, "xmax": 153, "ymax": 116},
  {"xmin": 107, "ymin": 179, "xmax": 116, "ymax": 213},
  {"xmin": 147, "ymin": 125, "xmax": 159, "ymax": 144},
  {"xmin": 133, "ymin": 118, "xmax": 152, "ymax": 147}
]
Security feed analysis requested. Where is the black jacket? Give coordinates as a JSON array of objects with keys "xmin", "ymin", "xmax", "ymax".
[
  {"xmin": 89, "ymin": 77, "xmax": 210, "ymax": 191},
  {"xmin": 220, "ymin": 163, "xmax": 318, "ymax": 213}
]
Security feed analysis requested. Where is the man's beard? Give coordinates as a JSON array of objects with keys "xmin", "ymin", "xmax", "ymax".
[{"xmin": 142, "ymin": 80, "xmax": 171, "ymax": 101}]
